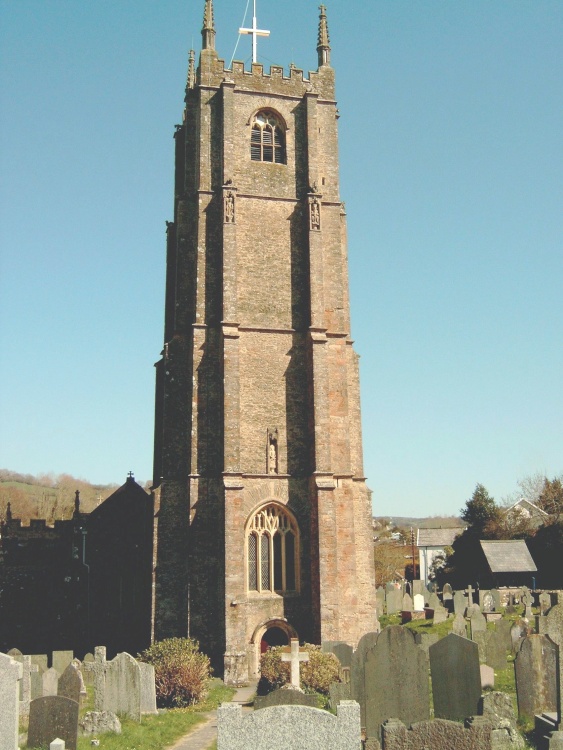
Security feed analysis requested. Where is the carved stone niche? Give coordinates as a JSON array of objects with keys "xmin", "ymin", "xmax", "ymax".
[
  {"xmin": 223, "ymin": 183, "xmax": 237, "ymax": 224},
  {"xmin": 266, "ymin": 427, "xmax": 279, "ymax": 474},
  {"xmin": 308, "ymin": 196, "xmax": 321, "ymax": 231}
]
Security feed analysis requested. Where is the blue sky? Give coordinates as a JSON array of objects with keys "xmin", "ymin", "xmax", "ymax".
[{"xmin": 0, "ymin": 0, "xmax": 561, "ymax": 517}]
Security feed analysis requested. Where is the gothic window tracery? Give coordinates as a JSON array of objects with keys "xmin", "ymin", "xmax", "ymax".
[
  {"xmin": 247, "ymin": 504, "xmax": 298, "ymax": 593},
  {"xmin": 250, "ymin": 110, "xmax": 286, "ymax": 164}
]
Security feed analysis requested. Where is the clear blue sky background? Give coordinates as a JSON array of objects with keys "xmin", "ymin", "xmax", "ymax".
[{"xmin": 1, "ymin": 0, "xmax": 561, "ymax": 517}]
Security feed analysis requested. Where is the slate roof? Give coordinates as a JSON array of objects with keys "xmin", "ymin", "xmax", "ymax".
[
  {"xmin": 416, "ymin": 528, "xmax": 465, "ymax": 548},
  {"xmin": 480, "ymin": 540, "xmax": 537, "ymax": 573}
]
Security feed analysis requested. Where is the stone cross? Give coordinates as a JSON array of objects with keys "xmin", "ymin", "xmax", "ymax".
[
  {"xmin": 467, "ymin": 585, "xmax": 474, "ymax": 606},
  {"xmin": 281, "ymin": 639, "xmax": 309, "ymax": 688}
]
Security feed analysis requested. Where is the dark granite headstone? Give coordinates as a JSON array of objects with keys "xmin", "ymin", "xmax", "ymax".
[
  {"xmin": 58, "ymin": 663, "xmax": 82, "ymax": 703},
  {"xmin": 350, "ymin": 631, "xmax": 379, "ymax": 727},
  {"xmin": 429, "ymin": 633, "xmax": 481, "ymax": 722},
  {"xmin": 514, "ymin": 634, "xmax": 558, "ymax": 721},
  {"xmin": 364, "ymin": 625, "xmax": 429, "ymax": 741},
  {"xmin": 28, "ymin": 695, "xmax": 79, "ymax": 750}
]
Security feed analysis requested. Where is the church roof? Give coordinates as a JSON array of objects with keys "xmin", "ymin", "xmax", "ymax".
[
  {"xmin": 417, "ymin": 527, "xmax": 465, "ymax": 548},
  {"xmin": 480, "ymin": 540, "xmax": 537, "ymax": 573}
]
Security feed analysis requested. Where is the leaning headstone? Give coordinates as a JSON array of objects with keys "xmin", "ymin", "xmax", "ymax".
[
  {"xmin": 350, "ymin": 631, "xmax": 379, "ymax": 727},
  {"xmin": 28, "ymin": 696, "xmax": 79, "ymax": 750},
  {"xmin": 413, "ymin": 593, "xmax": 425, "ymax": 611},
  {"xmin": 58, "ymin": 663, "xmax": 83, "ymax": 704},
  {"xmin": 480, "ymin": 664, "xmax": 495, "ymax": 689},
  {"xmin": 52, "ymin": 651, "xmax": 74, "ymax": 677},
  {"xmin": 365, "ymin": 625, "xmax": 429, "ymax": 742},
  {"xmin": 103, "ymin": 652, "xmax": 142, "ymax": 722},
  {"xmin": 453, "ymin": 590, "xmax": 467, "ymax": 615},
  {"xmin": 429, "ymin": 633, "xmax": 481, "ymax": 722},
  {"xmin": 0, "ymin": 651, "xmax": 23, "ymax": 750},
  {"xmin": 43, "ymin": 667, "xmax": 59, "ymax": 696},
  {"xmin": 138, "ymin": 662, "xmax": 157, "ymax": 714},
  {"xmin": 514, "ymin": 634, "xmax": 558, "ymax": 721},
  {"xmin": 79, "ymin": 711, "xmax": 121, "ymax": 736},
  {"xmin": 217, "ymin": 701, "xmax": 361, "ymax": 750}
]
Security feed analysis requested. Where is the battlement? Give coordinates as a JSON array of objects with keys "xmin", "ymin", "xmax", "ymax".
[{"xmin": 197, "ymin": 53, "xmax": 336, "ymax": 100}]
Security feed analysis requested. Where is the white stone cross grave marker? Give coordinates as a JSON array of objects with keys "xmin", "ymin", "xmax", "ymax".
[{"xmin": 281, "ymin": 639, "xmax": 309, "ymax": 688}]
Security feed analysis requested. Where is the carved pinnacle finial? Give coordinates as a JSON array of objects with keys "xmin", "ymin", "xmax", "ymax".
[
  {"xmin": 187, "ymin": 49, "xmax": 196, "ymax": 91},
  {"xmin": 74, "ymin": 490, "xmax": 80, "ymax": 515},
  {"xmin": 202, "ymin": 0, "xmax": 216, "ymax": 51},
  {"xmin": 317, "ymin": 5, "xmax": 331, "ymax": 67}
]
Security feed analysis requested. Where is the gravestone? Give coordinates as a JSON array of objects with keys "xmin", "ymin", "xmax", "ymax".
[
  {"xmin": 496, "ymin": 618, "xmax": 513, "ymax": 651},
  {"xmin": 58, "ymin": 663, "xmax": 83, "ymax": 704},
  {"xmin": 331, "ymin": 642, "xmax": 354, "ymax": 671},
  {"xmin": 329, "ymin": 682, "xmax": 352, "ymax": 711},
  {"xmin": 103, "ymin": 652, "xmax": 142, "ymax": 722},
  {"xmin": 217, "ymin": 701, "xmax": 361, "ymax": 750},
  {"xmin": 50, "ymin": 739, "xmax": 64, "ymax": 750},
  {"xmin": 401, "ymin": 593, "xmax": 413, "ymax": 612},
  {"xmin": 412, "ymin": 580, "xmax": 424, "ymax": 597},
  {"xmin": 79, "ymin": 710, "xmax": 122, "ymax": 736},
  {"xmin": 52, "ymin": 651, "xmax": 74, "ymax": 677},
  {"xmin": 30, "ymin": 655, "xmax": 48, "ymax": 674},
  {"xmin": 442, "ymin": 583, "xmax": 453, "ymax": 601},
  {"xmin": 491, "ymin": 589, "xmax": 502, "ymax": 611},
  {"xmin": 281, "ymin": 640, "xmax": 309, "ymax": 689},
  {"xmin": 254, "ymin": 686, "xmax": 318, "ymax": 710},
  {"xmin": 43, "ymin": 667, "xmax": 59, "ymax": 696},
  {"xmin": 381, "ymin": 716, "xmax": 493, "ymax": 749},
  {"xmin": 429, "ymin": 633, "xmax": 481, "ymax": 722},
  {"xmin": 350, "ymin": 631, "xmax": 379, "ymax": 727},
  {"xmin": 485, "ymin": 628, "xmax": 509, "ymax": 670},
  {"xmin": 7, "ymin": 649, "xmax": 22, "ymax": 660},
  {"xmin": 138, "ymin": 662, "xmax": 157, "ymax": 714},
  {"xmin": 511, "ymin": 620, "xmax": 528, "ymax": 653},
  {"xmin": 19, "ymin": 655, "xmax": 37, "ymax": 716},
  {"xmin": 428, "ymin": 592, "xmax": 440, "ymax": 611},
  {"xmin": 31, "ymin": 669, "xmax": 43, "ymax": 700},
  {"xmin": 480, "ymin": 664, "xmax": 495, "ymax": 689},
  {"xmin": 541, "ymin": 604, "xmax": 563, "ymax": 722},
  {"xmin": 0, "ymin": 651, "xmax": 23, "ymax": 750},
  {"xmin": 364, "ymin": 625, "xmax": 429, "ymax": 741},
  {"xmin": 386, "ymin": 588, "xmax": 402, "ymax": 615},
  {"xmin": 482, "ymin": 591, "xmax": 495, "ymax": 613},
  {"xmin": 470, "ymin": 609, "xmax": 487, "ymax": 638},
  {"xmin": 28, "ymin": 696, "xmax": 79, "ymax": 750},
  {"xmin": 414, "ymin": 632, "xmax": 438, "ymax": 658},
  {"xmin": 452, "ymin": 612, "xmax": 467, "ymax": 637},
  {"xmin": 413, "ymin": 593, "xmax": 425, "ymax": 611},
  {"xmin": 453, "ymin": 590, "xmax": 467, "ymax": 615},
  {"xmin": 506, "ymin": 593, "xmax": 516, "ymax": 615},
  {"xmin": 92, "ymin": 647, "xmax": 107, "ymax": 711},
  {"xmin": 433, "ymin": 604, "xmax": 448, "ymax": 624},
  {"xmin": 514, "ymin": 634, "xmax": 558, "ymax": 721},
  {"xmin": 472, "ymin": 630, "xmax": 491, "ymax": 663},
  {"xmin": 375, "ymin": 588, "xmax": 385, "ymax": 617},
  {"xmin": 539, "ymin": 592, "xmax": 552, "ymax": 615}
]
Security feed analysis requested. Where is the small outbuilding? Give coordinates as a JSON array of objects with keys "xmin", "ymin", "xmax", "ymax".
[
  {"xmin": 417, "ymin": 527, "xmax": 465, "ymax": 585},
  {"xmin": 480, "ymin": 540, "xmax": 538, "ymax": 588}
]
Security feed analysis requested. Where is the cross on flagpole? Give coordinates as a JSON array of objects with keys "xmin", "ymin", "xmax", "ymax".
[
  {"xmin": 239, "ymin": 0, "xmax": 270, "ymax": 64},
  {"xmin": 281, "ymin": 639, "xmax": 309, "ymax": 688}
]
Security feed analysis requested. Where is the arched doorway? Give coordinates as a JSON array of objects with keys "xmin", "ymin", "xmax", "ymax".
[
  {"xmin": 250, "ymin": 618, "xmax": 298, "ymax": 679},
  {"xmin": 260, "ymin": 625, "xmax": 289, "ymax": 654}
]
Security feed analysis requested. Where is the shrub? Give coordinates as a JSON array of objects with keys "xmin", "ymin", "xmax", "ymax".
[
  {"xmin": 258, "ymin": 644, "xmax": 340, "ymax": 696},
  {"xmin": 138, "ymin": 637, "xmax": 211, "ymax": 708}
]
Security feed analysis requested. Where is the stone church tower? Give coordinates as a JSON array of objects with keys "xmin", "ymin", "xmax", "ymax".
[{"xmin": 153, "ymin": 1, "xmax": 377, "ymax": 682}]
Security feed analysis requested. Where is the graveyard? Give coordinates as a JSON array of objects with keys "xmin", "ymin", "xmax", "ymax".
[{"xmin": 2, "ymin": 586, "xmax": 563, "ymax": 750}]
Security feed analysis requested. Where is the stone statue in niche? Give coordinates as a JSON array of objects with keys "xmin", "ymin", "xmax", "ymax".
[
  {"xmin": 310, "ymin": 198, "xmax": 321, "ymax": 231},
  {"xmin": 225, "ymin": 191, "xmax": 235, "ymax": 224},
  {"xmin": 267, "ymin": 428, "xmax": 279, "ymax": 474}
]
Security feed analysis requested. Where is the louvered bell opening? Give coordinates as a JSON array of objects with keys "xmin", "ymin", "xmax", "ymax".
[
  {"xmin": 274, "ymin": 129, "xmax": 284, "ymax": 164},
  {"xmin": 263, "ymin": 146, "xmax": 273, "ymax": 162},
  {"xmin": 251, "ymin": 127, "xmax": 261, "ymax": 161}
]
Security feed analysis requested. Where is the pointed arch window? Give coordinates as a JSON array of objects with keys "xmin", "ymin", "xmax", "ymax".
[
  {"xmin": 250, "ymin": 110, "xmax": 286, "ymax": 164},
  {"xmin": 247, "ymin": 504, "xmax": 299, "ymax": 593}
]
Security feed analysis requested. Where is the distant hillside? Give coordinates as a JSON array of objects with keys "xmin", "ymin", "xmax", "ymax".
[
  {"xmin": 374, "ymin": 515, "xmax": 463, "ymax": 529},
  {"xmin": 0, "ymin": 469, "xmax": 137, "ymax": 524}
]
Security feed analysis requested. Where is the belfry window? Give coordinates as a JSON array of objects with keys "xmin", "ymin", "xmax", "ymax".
[
  {"xmin": 250, "ymin": 110, "xmax": 286, "ymax": 164},
  {"xmin": 247, "ymin": 504, "xmax": 298, "ymax": 593}
]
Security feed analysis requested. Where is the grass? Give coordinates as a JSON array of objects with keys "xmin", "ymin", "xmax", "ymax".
[{"xmin": 25, "ymin": 680, "xmax": 234, "ymax": 750}]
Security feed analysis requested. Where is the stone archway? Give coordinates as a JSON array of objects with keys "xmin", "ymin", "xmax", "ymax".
[{"xmin": 250, "ymin": 618, "xmax": 298, "ymax": 679}]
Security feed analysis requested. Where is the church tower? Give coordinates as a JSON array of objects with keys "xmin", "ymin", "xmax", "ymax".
[{"xmin": 153, "ymin": 1, "xmax": 377, "ymax": 682}]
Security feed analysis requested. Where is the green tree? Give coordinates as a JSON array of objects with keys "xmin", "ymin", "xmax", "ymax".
[
  {"xmin": 460, "ymin": 484, "xmax": 500, "ymax": 535},
  {"xmin": 537, "ymin": 477, "xmax": 563, "ymax": 522}
]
